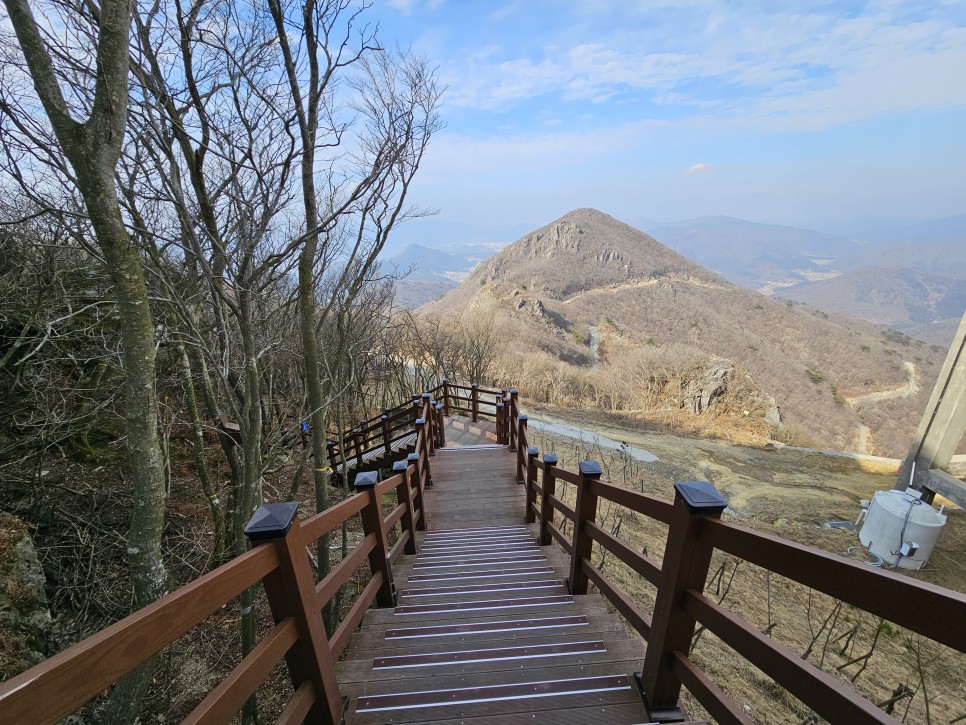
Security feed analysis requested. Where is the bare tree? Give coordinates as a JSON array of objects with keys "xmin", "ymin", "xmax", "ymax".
[{"xmin": 1, "ymin": 2, "xmax": 168, "ymax": 719}]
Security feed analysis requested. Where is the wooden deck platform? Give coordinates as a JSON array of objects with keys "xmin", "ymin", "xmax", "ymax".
[
  {"xmin": 338, "ymin": 442, "xmax": 655, "ymax": 724},
  {"xmin": 335, "ymin": 416, "xmax": 497, "ymax": 477}
]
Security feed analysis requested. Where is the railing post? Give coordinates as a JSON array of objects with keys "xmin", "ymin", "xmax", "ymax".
[
  {"xmin": 500, "ymin": 388, "xmax": 512, "ymax": 446},
  {"xmin": 569, "ymin": 460, "xmax": 601, "ymax": 595},
  {"xmin": 392, "ymin": 460, "xmax": 418, "ymax": 555},
  {"xmin": 415, "ymin": 417, "xmax": 433, "ymax": 488},
  {"xmin": 436, "ymin": 402, "xmax": 446, "ymax": 448},
  {"xmin": 354, "ymin": 471, "xmax": 396, "ymax": 608},
  {"xmin": 421, "ymin": 392, "xmax": 435, "ymax": 457},
  {"xmin": 638, "ymin": 481, "xmax": 727, "ymax": 722},
  {"xmin": 471, "ymin": 383, "xmax": 479, "ymax": 422},
  {"xmin": 508, "ymin": 389, "xmax": 519, "ymax": 451},
  {"xmin": 433, "ymin": 400, "xmax": 442, "ymax": 452},
  {"xmin": 515, "ymin": 414, "xmax": 529, "ymax": 482},
  {"xmin": 442, "ymin": 377, "xmax": 451, "ymax": 417},
  {"xmin": 244, "ymin": 503, "xmax": 342, "ymax": 725},
  {"xmin": 381, "ymin": 411, "xmax": 392, "ymax": 456},
  {"xmin": 407, "ymin": 452, "xmax": 426, "ymax": 530},
  {"xmin": 352, "ymin": 427, "xmax": 363, "ymax": 468},
  {"xmin": 495, "ymin": 400, "xmax": 505, "ymax": 445},
  {"xmin": 525, "ymin": 447, "xmax": 539, "ymax": 523},
  {"xmin": 538, "ymin": 453, "xmax": 558, "ymax": 545}
]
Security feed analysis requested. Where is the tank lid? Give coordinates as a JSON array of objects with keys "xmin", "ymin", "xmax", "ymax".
[{"xmin": 874, "ymin": 490, "xmax": 947, "ymax": 526}]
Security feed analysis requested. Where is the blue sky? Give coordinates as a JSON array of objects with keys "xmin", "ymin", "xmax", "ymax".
[{"xmin": 374, "ymin": 0, "xmax": 966, "ymax": 248}]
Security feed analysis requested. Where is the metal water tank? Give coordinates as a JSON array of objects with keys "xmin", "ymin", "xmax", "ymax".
[{"xmin": 858, "ymin": 489, "xmax": 947, "ymax": 570}]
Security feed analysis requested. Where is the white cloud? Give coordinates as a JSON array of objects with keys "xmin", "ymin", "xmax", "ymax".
[
  {"xmin": 438, "ymin": 2, "xmax": 966, "ymax": 131},
  {"xmin": 685, "ymin": 162, "xmax": 713, "ymax": 175},
  {"xmin": 387, "ymin": 0, "xmax": 443, "ymax": 14},
  {"xmin": 386, "ymin": 0, "xmax": 418, "ymax": 13}
]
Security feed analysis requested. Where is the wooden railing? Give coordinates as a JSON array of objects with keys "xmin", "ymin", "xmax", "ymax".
[
  {"xmin": 326, "ymin": 380, "xmax": 507, "ymax": 472},
  {"xmin": 505, "ymin": 398, "xmax": 966, "ymax": 724},
  {"xmin": 0, "ymin": 396, "xmax": 437, "ymax": 725}
]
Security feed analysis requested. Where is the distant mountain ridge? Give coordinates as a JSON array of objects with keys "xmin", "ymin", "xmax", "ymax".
[
  {"xmin": 776, "ymin": 266, "xmax": 966, "ymax": 347},
  {"xmin": 777, "ymin": 267, "xmax": 966, "ymax": 325},
  {"xmin": 421, "ymin": 209, "xmax": 944, "ymax": 457},
  {"xmin": 647, "ymin": 216, "xmax": 851, "ymax": 289}
]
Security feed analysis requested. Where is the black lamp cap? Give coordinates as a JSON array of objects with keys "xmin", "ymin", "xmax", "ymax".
[
  {"xmin": 527, "ymin": 446, "xmax": 539, "ymax": 457},
  {"xmin": 244, "ymin": 501, "xmax": 299, "ymax": 541},
  {"xmin": 579, "ymin": 460, "xmax": 602, "ymax": 477},
  {"xmin": 543, "ymin": 453, "xmax": 559, "ymax": 466},
  {"xmin": 354, "ymin": 470, "xmax": 381, "ymax": 490},
  {"xmin": 674, "ymin": 481, "xmax": 727, "ymax": 514}
]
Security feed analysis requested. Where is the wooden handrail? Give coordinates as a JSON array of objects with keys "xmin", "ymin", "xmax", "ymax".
[
  {"xmin": 700, "ymin": 517, "xmax": 966, "ymax": 652},
  {"xmin": 0, "ymin": 388, "xmax": 439, "ymax": 725},
  {"xmin": 0, "ymin": 545, "xmax": 279, "ymax": 725},
  {"xmin": 519, "ymin": 389, "xmax": 966, "ymax": 722}
]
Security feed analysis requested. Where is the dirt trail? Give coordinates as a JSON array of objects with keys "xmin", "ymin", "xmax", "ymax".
[
  {"xmin": 560, "ymin": 276, "xmax": 728, "ymax": 304},
  {"xmin": 844, "ymin": 361, "xmax": 918, "ymax": 405}
]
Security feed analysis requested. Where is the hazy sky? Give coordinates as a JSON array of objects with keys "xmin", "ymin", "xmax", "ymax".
[{"xmin": 376, "ymin": 0, "xmax": 966, "ymax": 246}]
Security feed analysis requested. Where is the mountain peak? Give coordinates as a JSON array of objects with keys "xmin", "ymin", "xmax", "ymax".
[{"xmin": 466, "ymin": 209, "xmax": 725, "ymax": 300}]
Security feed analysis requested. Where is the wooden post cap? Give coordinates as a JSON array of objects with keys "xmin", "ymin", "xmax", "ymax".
[
  {"xmin": 543, "ymin": 453, "xmax": 559, "ymax": 466},
  {"xmin": 407, "ymin": 453, "xmax": 420, "ymax": 463},
  {"xmin": 415, "ymin": 418, "xmax": 425, "ymax": 426},
  {"xmin": 471, "ymin": 383, "xmax": 478, "ymax": 388},
  {"xmin": 518, "ymin": 414, "xmax": 528, "ymax": 422},
  {"xmin": 496, "ymin": 402, "xmax": 504, "ymax": 408},
  {"xmin": 509, "ymin": 388, "xmax": 518, "ymax": 395},
  {"xmin": 674, "ymin": 481, "xmax": 727, "ymax": 514},
  {"xmin": 442, "ymin": 377, "xmax": 449, "ymax": 382},
  {"xmin": 421, "ymin": 392, "xmax": 431, "ymax": 399},
  {"xmin": 354, "ymin": 470, "xmax": 381, "ymax": 490},
  {"xmin": 436, "ymin": 403, "xmax": 443, "ymax": 410},
  {"xmin": 527, "ymin": 447, "xmax": 539, "ymax": 457},
  {"xmin": 244, "ymin": 501, "xmax": 299, "ymax": 541},
  {"xmin": 578, "ymin": 460, "xmax": 602, "ymax": 477},
  {"xmin": 392, "ymin": 459, "xmax": 408, "ymax": 474}
]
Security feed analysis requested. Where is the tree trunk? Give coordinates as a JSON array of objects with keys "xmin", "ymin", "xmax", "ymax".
[{"xmin": 3, "ymin": 3, "xmax": 169, "ymax": 719}]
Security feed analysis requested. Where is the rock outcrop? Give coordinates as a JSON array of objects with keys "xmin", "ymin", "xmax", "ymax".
[
  {"xmin": 681, "ymin": 359, "xmax": 733, "ymax": 414},
  {"xmin": 1, "ymin": 512, "xmax": 51, "ymax": 679}
]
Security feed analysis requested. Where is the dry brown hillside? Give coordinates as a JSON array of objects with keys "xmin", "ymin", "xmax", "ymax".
[{"xmin": 422, "ymin": 209, "xmax": 944, "ymax": 457}]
